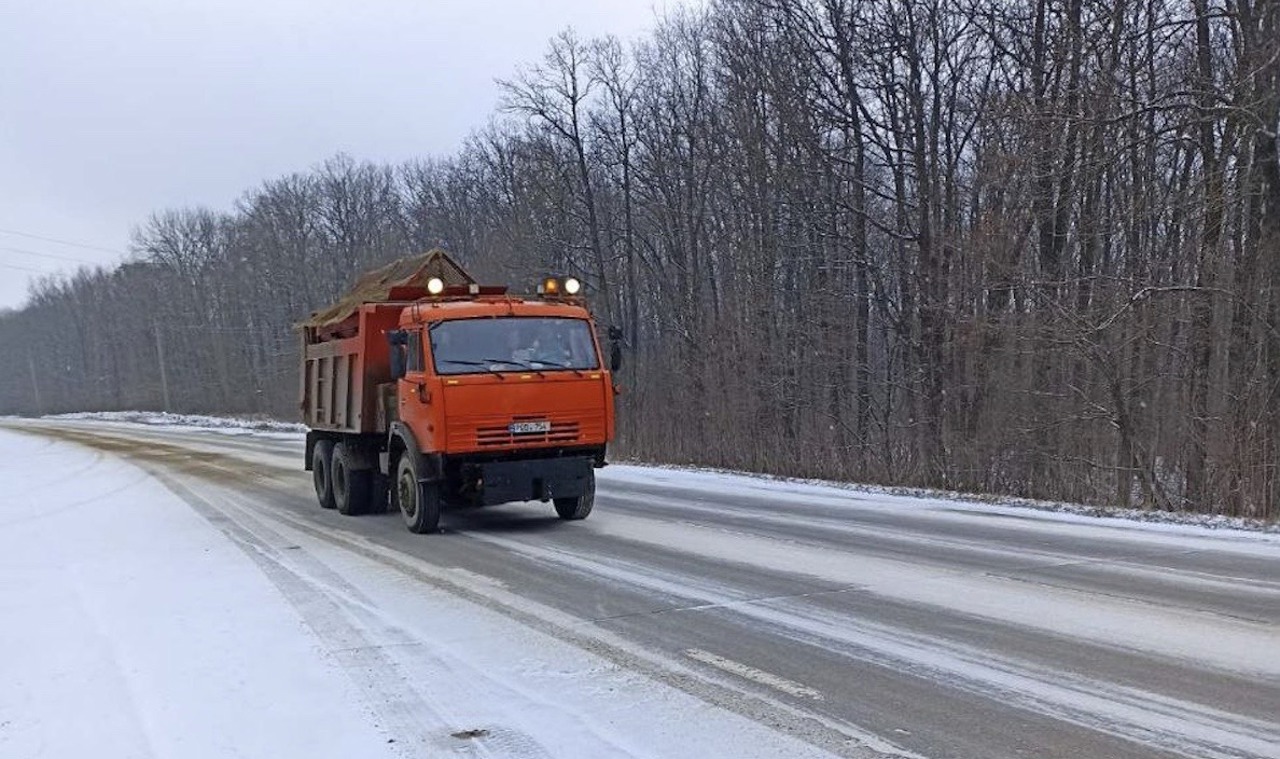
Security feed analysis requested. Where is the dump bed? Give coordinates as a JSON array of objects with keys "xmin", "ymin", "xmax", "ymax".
[
  {"xmin": 300, "ymin": 303, "xmax": 404, "ymax": 434},
  {"xmin": 298, "ymin": 249, "xmax": 476, "ymax": 433}
]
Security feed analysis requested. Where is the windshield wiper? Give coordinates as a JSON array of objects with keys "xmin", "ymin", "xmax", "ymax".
[
  {"xmin": 526, "ymin": 358, "xmax": 586, "ymax": 377},
  {"xmin": 484, "ymin": 357, "xmax": 546, "ymax": 377},
  {"xmin": 441, "ymin": 359, "xmax": 507, "ymax": 379}
]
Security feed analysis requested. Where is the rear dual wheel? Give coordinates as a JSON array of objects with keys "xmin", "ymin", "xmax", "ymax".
[
  {"xmin": 312, "ymin": 440, "xmax": 336, "ymax": 510},
  {"xmin": 314, "ymin": 439, "xmax": 387, "ymax": 515},
  {"xmin": 332, "ymin": 442, "xmax": 373, "ymax": 516}
]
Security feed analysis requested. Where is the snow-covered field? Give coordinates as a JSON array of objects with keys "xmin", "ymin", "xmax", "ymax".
[
  {"xmin": 0, "ymin": 431, "xmax": 399, "ymax": 758},
  {"xmin": 0, "ymin": 427, "xmax": 836, "ymax": 759}
]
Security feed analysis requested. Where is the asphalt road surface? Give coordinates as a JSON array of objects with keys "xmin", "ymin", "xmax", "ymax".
[{"xmin": 9, "ymin": 419, "xmax": 1279, "ymax": 759}]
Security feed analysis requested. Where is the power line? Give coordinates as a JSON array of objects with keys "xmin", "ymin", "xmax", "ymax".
[
  {"xmin": 0, "ymin": 227, "xmax": 127, "ymax": 255},
  {"xmin": 0, "ymin": 262, "xmax": 57, "ymax": 274},
  {"xmin": 0, "ymin": 244, "xmax": 101, "ymax": 265}
]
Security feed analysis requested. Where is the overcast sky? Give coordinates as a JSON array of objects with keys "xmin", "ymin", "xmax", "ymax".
[{"xmin": 0, "ymin": 0, "xmax": 676, "ymax": 310}]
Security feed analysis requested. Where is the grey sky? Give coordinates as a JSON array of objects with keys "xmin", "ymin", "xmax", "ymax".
[{"xmin": 0, "ymin": 0, "xmax": 673, "ymax": 310}]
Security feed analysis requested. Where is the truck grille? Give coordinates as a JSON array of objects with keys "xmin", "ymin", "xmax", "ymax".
[{"xmin": 476, "ymin": 420, "xmax": 581, "ymax": 447}]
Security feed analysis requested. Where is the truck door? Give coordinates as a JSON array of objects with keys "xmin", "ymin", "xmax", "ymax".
[{"xmin": 398, "ymin": 328, "xmax": 436, "ymax": 452}]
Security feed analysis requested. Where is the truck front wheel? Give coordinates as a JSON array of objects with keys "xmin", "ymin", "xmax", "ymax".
[
  {"xmin": 396, "ymin": 454, "xmax": 441, "ymax": 534},
  {"xmin": 553, "ymin": 472, "xmax": 595, "ymax": 520},
  {"xmin": 333, "ymin": 442, "xmax": 372, "ymax": 516},
  {"xmin": 312, "ymin": 439, "xmax": 336, "ymax": 510}
]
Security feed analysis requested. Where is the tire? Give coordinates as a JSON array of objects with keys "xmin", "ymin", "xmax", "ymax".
[
  {"xmin": 312, "ymin": 439, "xmax": 336, "ymax": 510},
  {"xmin": 553, "ymin": 471, "xmax": 594, "ymax": 520},
  {"xmin": 395, "ymin": 453, "xmax": 441, "ymax": 534},
  {"xmin": 333, "ymin": 441, "xmax": 372, "ymax": 516}
]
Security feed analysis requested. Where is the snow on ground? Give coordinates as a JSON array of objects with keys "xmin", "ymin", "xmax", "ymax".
[
  {"xmin": 602, "ymin": 464, "xmax": 1280, "ymax": 541},
  {"xmin": 0, "ymin": 430, "xmax": 396, "ymax": 759},
  {"xmin": 43, "ymin": 410, "xmax": 308, "ymax": 438},
  {"xmin": 0, "ymin": 428, "xmax": 838, "ymax": 759}
]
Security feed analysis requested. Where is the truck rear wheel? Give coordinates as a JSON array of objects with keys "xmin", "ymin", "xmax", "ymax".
[
  {"xmin": 396, "ymin": 454, "xmax": 440, "ymax": 534},
  {"xmin": 312, "ymin": 439, "xmax": 336, "ymax": 510},
  {"xmin": 333, "ymin": 442, "xmax": 372, "ymax": 516},
  {"xmin": 553, "ymin": 472, "xmax": 594, "ymax": 520}
]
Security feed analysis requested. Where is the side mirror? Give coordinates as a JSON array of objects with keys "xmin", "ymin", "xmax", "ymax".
[
  {"xmin": 388, "ymin": 330, "xmax": 408, "ymax": 380},
  {"xmin": 606, "ymin": 326, "xmax": 624, "ymax": 372}
]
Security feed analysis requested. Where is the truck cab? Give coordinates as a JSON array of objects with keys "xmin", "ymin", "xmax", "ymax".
[{"xmin": 388, "ymin": 292, "xmax": 617, "ymax": 531}]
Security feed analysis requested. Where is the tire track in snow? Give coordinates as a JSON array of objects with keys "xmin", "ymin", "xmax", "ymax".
[
  {"xmin": 581, "ymin": 509, "xmax": 1280, "ymax": 679},
  {"xmin": 466, "ymin": 531, "xmax": 1280, "ymax": 759},
  {"xmin": 209, "ymin": 489, "xmax": 657, "ymax": 759},
  {"xmin": 599, "ymin": 489, "xmax": 1280, "ymax": 624},
  {"xmin": 140, "ymin": 471, "xmax": 461, "ymax": 758},
  {"xmin": 235, "ymin": 503, "xmax": 916, "ymax": 758},
  {"xmin": 104, "ymin": 459, "xmax": 561, "ymax": 759}
]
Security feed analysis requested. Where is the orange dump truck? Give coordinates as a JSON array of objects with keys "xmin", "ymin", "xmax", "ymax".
[{"xmin": 299, "ymin": 250, "xmax": 620, "ymax": 533}]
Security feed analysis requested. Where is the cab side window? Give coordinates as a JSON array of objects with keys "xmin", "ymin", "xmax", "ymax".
[{"xmin": 407, "ymin": 331, "xmax": 423, "ymax": 372}]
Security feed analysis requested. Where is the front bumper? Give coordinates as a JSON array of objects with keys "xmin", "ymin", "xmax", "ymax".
[{"xmin": 472, "ymin": 455, "xmax": 594, "ymax": 505}]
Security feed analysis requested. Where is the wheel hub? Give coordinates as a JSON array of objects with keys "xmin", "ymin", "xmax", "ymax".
[{"xmin": 399, "ymin": 473, "xmax": 416, "ymax": 518}]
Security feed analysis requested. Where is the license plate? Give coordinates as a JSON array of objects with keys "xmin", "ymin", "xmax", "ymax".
[{"xmin": 509, "ymin": 421, "xmax": 551, "ymax": 434}]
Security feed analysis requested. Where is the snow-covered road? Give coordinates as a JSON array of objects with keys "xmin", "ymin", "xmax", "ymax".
[{"xmin": 3, "ymin": 418, "xmax": 1279, "ymax": 759}]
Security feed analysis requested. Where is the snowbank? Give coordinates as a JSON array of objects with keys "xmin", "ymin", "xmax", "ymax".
[
  {"xmin": 601, "ymin": 463, "xmax": 1280, "ymax": 539},
  {"xmin": 44, "ymin": 410, "xmax": 307, "ymax": 437}
]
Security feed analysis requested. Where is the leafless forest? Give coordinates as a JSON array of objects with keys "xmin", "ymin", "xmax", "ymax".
[{"xmin": 3, "ymin": 0, "xmax": 1278, "ymax": 518}]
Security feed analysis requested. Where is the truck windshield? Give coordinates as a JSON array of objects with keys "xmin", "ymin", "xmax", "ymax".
[{"xmin": 428, "ymin": 317, "xmax": 600, "ymax": 375}]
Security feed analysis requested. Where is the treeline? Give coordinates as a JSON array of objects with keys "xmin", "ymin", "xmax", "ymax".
[{"xmin": 3, "ymin": 0, "xmax": 1278, "ymax": 518}]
